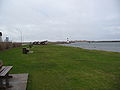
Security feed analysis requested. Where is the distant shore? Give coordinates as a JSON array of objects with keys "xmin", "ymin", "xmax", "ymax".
[{"xmin": 21, "ymin": 40, "xmax": 120, "ymax": 45}]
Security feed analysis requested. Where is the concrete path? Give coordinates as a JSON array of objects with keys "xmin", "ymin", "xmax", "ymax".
[{"xmin": 8, "ymin": 73, "xmax": 29, "ymax": 90}]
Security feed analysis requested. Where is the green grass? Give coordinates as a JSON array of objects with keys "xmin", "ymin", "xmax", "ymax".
[{"xmin": 0, "ymin": 45, "xmax": 120, "ymax": 90}]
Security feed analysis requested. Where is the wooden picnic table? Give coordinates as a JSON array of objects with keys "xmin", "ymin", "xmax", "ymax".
[{"xmin": 0, "ymin": 60, "xmax": 13, "ymax": 89}]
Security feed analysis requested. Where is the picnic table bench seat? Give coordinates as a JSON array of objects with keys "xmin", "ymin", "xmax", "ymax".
[
  {"xmin": 0, "ymin": 66, "xmax": 13, "ymax": 77},
  {"xmin": 0, "ymin": 61, "xmax": 13, "ymax": 89}
]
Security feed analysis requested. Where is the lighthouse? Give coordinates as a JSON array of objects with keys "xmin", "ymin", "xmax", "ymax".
[
  {"xmin": 0, "ymin": 32, "xmax": 3, "ymax": 42},
  {"xmin": 67, "ymin": 38, "xmax": 70, "ymax": 43},
  {"xmin": 4, "ymin": 36, "xmax": 9, "ymax": 42}
]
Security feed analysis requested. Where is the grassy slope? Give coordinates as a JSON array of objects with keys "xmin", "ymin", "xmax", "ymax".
[{"xmin": 0, "ymin": 45, "xmax": 120, "ymax": 90}]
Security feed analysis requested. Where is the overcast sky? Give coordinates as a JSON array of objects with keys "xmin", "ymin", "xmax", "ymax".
[{"xmin": 0, "ymin": 0, "xmax": 120, "ymax": 42}]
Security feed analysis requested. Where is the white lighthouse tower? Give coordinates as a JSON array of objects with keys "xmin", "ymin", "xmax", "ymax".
[
  {"xmin": 0, "ymin": 32, "xmax": 3, "ymax": 42},
  {"xmin": 66, "ymin": 38, "xmax": 70, "ymax": 43}
]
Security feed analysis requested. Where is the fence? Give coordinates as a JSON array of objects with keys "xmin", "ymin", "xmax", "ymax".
[{"xmin": 0, "ymin": 42, "xmax": 21, "ymax": 51}]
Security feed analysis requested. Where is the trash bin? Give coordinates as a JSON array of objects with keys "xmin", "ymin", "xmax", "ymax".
[{"xmin": 23, "ymin": 48, "xmax": 27, "ymax": 54}]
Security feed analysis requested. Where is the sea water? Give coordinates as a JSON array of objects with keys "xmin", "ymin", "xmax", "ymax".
[{"xmin": 60, "ymin": 42, "xmax": 120, "ymax": 52}]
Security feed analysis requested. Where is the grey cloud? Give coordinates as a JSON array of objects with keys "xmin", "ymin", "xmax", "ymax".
[{"xmin": 0, "ymin": 0, "xmax": 120, "ymax": 41}]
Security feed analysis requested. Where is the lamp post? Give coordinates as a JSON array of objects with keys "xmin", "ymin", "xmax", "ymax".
[{"xmin": 16, "ymin": 28, "xmax": 22, "ymax": 44}]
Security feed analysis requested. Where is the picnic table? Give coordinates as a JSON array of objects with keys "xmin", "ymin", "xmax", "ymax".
[{"xmin": 0, "ymin": 60, "xmax": 13, "ymax": 89}]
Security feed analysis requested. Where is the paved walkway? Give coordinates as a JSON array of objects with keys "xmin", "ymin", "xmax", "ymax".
[{"xmin": 8, "ymin": 74, "xmax": 29, "ymax": 90}]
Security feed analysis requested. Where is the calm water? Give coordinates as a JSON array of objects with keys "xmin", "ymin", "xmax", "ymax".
[{"xmin": 60, "ymin": 42, "xmax": 120, "ymax": 52}]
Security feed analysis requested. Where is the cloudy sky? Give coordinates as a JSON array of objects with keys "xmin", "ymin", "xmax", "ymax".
[{"xmin": 0, "ymin": 0, "xmax": 120, "ymax": 42}]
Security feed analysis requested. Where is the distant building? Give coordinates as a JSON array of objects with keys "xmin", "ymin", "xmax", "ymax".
[
  {"xmin": 4, "ymin": 36, "xmax": 9, "ymax": 42},
  {"xmin": 33, "ymin": 41, "xmax": 48, "ymax": 45},
  {"xmin": 0, "ymin": 32, "xmax": 3, "ymax": 42}
]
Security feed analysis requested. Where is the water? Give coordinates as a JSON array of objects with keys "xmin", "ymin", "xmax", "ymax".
[{"xmin": 60, "ymin": 42, "xmax": 120, "ymax": 52}]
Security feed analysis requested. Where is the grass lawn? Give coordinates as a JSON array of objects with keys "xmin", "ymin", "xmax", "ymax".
[{"xmin": 0, "ymin": 45, "xmax": 120, "ymax": 90}]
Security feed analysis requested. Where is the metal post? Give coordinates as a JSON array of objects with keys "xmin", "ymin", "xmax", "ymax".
[{"xmin": 16, "ymin": 29, "xmax": 22, "ymax": 44}]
